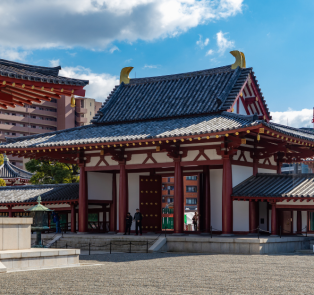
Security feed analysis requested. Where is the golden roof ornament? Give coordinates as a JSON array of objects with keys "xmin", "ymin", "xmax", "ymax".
[
  {"xmin": 120, "ymin": 67, "xmax": 134, "ymax": 84},
  {"xmin": 230, "ymin": 50, "xmax": 246, "ymax": 69}
]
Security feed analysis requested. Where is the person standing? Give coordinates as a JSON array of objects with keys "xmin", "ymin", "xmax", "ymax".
[
  {"xmin": 192, "ymin": 212, "xmax": 198, "ymax": 231},
  {"xmin": 134, "ymin": 208, "xmax": 142, "ymax": 236},
  {"xmin": 52, "ymin": 212, "xmax": 61, "ymax": 233},
  {"xmin": 124, "ymin": 212, "xmax": 132, "ymax": 235}
]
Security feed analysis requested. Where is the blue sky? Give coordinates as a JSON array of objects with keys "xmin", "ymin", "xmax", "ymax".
[{"xmin": 0, "ymin": 0, "xmax": 313, "ymax": 127}]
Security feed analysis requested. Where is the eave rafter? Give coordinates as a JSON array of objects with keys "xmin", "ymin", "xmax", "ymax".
[
  {"xmin": 0, "ymin": 77, "xmax": 86, "ymax": 109},
  {"xmin": 3, "ymin": 122, "xmax": 314, "ymax": 163}
]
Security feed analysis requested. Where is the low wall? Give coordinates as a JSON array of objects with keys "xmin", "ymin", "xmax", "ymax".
[
  {"xmin": 0, "ymin": 217, "xmax": 32, "ymax": 250},
  {"xmin": 166, "ymin": 236, "xmax": 312, "ymax": 254}
]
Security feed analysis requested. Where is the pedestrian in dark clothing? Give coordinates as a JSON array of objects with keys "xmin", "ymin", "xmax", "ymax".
[
  {"xmin": 52, "ymin": 212, "xmax": 61, "ymax": 233},
  {"xmin": 134, "ymin": 208, "xmax": 142, "ymax": 235},
  {"xmin": 192, "ymin": 212, "xmax": 198, "ymax": 231},
  {"xmin": 124, "ymin": 212, "xmax": 132, "ymax": 235}
]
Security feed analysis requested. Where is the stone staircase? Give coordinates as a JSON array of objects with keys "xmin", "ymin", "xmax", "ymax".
[
  {"xmin": 295, "ymin": 240, "xmax": 314, "ymax": 254},
  {"xmin": 47, "ymin": 234, "xmax": 161, "ymax": 253}
]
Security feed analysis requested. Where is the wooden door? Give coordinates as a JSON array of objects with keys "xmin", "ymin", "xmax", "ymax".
[
  {"xmin": 282, "ymin": 211, "xmax": 292, "ymax": 234},
  {"xmin": 139, "ymin": 176, "xmax": 161, "ymax": 232}
]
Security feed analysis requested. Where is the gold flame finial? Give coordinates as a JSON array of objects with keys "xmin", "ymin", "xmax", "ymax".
[
  {"xmin": 70, "ymin": 96, "xmax": 76, "ymax": 108},
  {"xmin": 120, "ymin": 67, "xmax": 134, "ymax": 84},
  {"xmin": 230, "ymin": 50, "xmax": 246, "ymax": 69}
]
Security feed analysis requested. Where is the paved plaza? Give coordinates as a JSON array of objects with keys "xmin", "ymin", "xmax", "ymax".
[{"xmin": 0, "ymin": 253, "xmax": 313, "ymax": 294}]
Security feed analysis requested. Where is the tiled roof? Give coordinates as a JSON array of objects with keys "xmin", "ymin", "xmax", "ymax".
[
  {"xmin": 92, "ymin": 65, "xmax": 270, "ymax": 124},
  {"xmin": 232, "ymin": 174, "xmax": 314, "ymax": 198},
  {"xmin": 0, "ymin": 155, "xmax": 32, "ymax": 179},
  {"xmin": 0, "ymin": 183, "xmax": 79, "ymax": 204},
  {"xmin": 0, "ymin": 112, "xmax": 260, "ymax": 148},
  {"xmin": 0, "ymin": 59, "xmax": 88, "ymax": 86}
]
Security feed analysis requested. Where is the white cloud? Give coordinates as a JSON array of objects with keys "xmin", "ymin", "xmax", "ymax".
[
  {"xmin": 143, "ymin": 64, "xmax": 159, "ymax": 69},
  {"xmin": 271, "ymin": 108, "xmax": 313, "ymax": 128},
  {"xmin": 109, "ymin": 46, "xmax": 120, "ymax": 53},
  {"xmin": 0, "ymin": 0, "xmax": 243, "ymax": 50},
  {"xmin": 49, "ymin": 59, "xmax": 60, "ymax": 67},
  {"xmin": 59, "ymin": 66, "xmax": 119, "ymax": 102},
  {"xmin": 196, "ymin": 35, "xmax": 210, "ymax": 49},
  {"xmin": 125, "ymin": 58, "xmax": 133, "ymax": 63},
  {"xmin": 0, "ymin": 47, "xmax": 31, "ymax": 61},
  {"xmin": 206, "ymin": 49, "xmax": 214, "ymax": 55},
  {"xmin": 216, "ymin": 31, "xmax": 234, "ymax": 55}
]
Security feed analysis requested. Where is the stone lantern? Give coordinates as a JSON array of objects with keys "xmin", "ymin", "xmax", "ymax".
[{"xmin": 26, "ymin": 196, "xmax": 53, "ymax": 247}]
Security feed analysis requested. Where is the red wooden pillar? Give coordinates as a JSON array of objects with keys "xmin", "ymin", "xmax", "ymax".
[
  {"xmin": 222, "ymin": 156, "xmax": 233, "ymax": 234},
  {"xmin": 203, "ymin": 165, "xmax": 211, "ymax": 232},
  {"xmin": 174, "ymin": 158, "xmax": 184, "ymax": 234},
  {"xmin": 8, "ymin": 206, "xmax": 12, "ymax": 217},
  {"xmin": 71, "ymin": 203, "xmax": 76, "ymax": 233},
  {"xmin": 277, "ymin": 161, "xmax": 281, "ymax": 174},
  {"xmin": 253, "ymin": 159, "xmax": 258, "ymax": 176},
  {"xmin": 110, "ymin": 172, "xmax": 117, "ymax": 232},
  {"xmin": 78, "ymin": 165, "xmax": 88, "ymax": 233},
  {"xmin": 271, "ymin": 202, "xmax": 277, "ymax": 235},
  {"xmin": 249, "ymin": 201, "xmax": 258, "ymax": 233},
  {"xmin": 118, "ymin": 161, "xmax": 127, "ymax": 233},
  {"xmin": 297, "ymin": 211, "xmax": 302, "ymax": 233}
]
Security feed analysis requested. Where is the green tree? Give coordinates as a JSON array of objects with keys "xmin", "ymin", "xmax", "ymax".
[
  {"xmin": 0, "ymin": 178, "xmax": 6, "ymax": 186},
  {"xmin": 25, "ymin": 159, "xmax": 79, "ymax": 185},
  {"xmin": 0, "ymin": 154, "xmax": 4, "ymax": 166}
]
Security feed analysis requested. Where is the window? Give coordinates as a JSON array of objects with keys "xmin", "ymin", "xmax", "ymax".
[
  {"xmin": 186, "ymin": 176, "xmax": 197, "ymax": 180},
  {"xmin": 167, "ymin": 186, "xmax": 174, "ymax": 190},
  {"xmin": 12, "ymin": 123, "xmax": 16, "ymax": 126},
  {"xmin": 162, "ymin": 197, "xmax": 166, "ymax": 203},
  {"xmin": 90, "ymin": 102, "xmax": 92, "ymax": 106},
  {"xmin": 39, "ymin": 108, "xmax": 44, "ymax": 110},
  {"xmin": 12, "ymin": 113, "xmax": 16, "ymax": 116},
  {"xmin": 19, "ymin": 124, "xmax": 24, "ymax": 127},
  {"xmin": 4, "ymin": 122, "xmax": 9, "ymax": 125},
  {"xmin": 167, "ymin": 198, "xmax": 174, "ymax": 203},
  {"xmin": 186, "ymin": 186, "xmax": 197, "ymax": 192},
  {"xmin": 186, "ymin": 198, "xmax": 197, "ymax": 205},
  {"xmin": 39, "ymin": 117, "xmax": 44, "ymax": 120},
  {"xmin": 31, "ymin": 116, "xmax": 36, "ymax": 119},
  {"xmin": 11, "ymin": 133, "xmax": 16, "ymax": 136},
  {"xmin": 81, "ymin": 100, "xmax": 84, "ymax": 108},
  {"xmin": 31, "ymin": 125, "xmax": 36, "ymax": 128},
  {"xmin": 38, "ymin": 126, "xmax": 43, "ymax": 129},
  {"xmin": 90, "ymin": 112, "xmax": 91, "ymax": 115},
  {"xmin": 4, "ymin": 132, "xmax": 9, "ymax": 135}
]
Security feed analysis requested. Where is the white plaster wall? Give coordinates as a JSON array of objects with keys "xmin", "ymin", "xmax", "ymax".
[
  {"xmin": 233, "ymin": 201, "xmax": 249, "ymax": 231},
  {"xmin": 86, "ymin": 157, "xmax": 99, "ymax": 167},
  {"xmin": 259, "ymin": 202, "xmax": 267, "ymax": 231},
  {"xmin": 87, "ymin": 172, "xmax": 112, "ymax": 200},
  {"xmin": 302, "ymin": 211, "xmax": 307, "ymax": 231},
  {"xmin": 105, "ymin": 156, "xmax": 117, "ymax": 166},
  {"xmin": 232, "ymin": 165, "xmax": 252, "ymax": 232},
  {"xmin": 293, "ymin": 211, "xmax": 297, "ymax": 233},
  {"xmin": 183, "ymin": 150, "xmax": 199, "ymax": 162},
  {"xmin": 232, "ymin": 165, "xmax": 253, "ymax": 187},
  {"xmin": 279, "ymin": 200, "xmax": 313, "ymax": 206},
  {"xmin": 269, "ymin": 209, "xmax": 272, "ymax": 233},
  {"xmin": 210, "ymin": 169, "xmax": 222, "ymax": 231},
  {"xmin": 127, "ymin": 154, "xmax": 147, "ymax": 165},
  {"xmin": 238, "ymin": 99, "xmax": 247, "ymax": 115},
  {"xmin": 153, "ymin": 153, "xmax": 173, "ymax": 163},
  {"xmin": 128, "ymin": 172, "xmax": 150, "ymax": 230},
  {"xmin": 204, "ymin": 149, "xmax": 222, "ymax": 160},
  {"xmin": 116, "ymin": 173, "xmax": 120, "ymax": 230},
  {"xmin": 99, "ymin": 212, "xmax": 103, "ymax": 222},
  {"xmin": 258, "ymin": 168, "xmax": 276, "ymax": 173}
]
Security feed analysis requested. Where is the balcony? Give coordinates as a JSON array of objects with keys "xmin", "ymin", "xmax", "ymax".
[
  {"xmin": 0, "ymin": 124, "xmax": 53, "ymax": 135},
  {"xmin": 75, "ymin": 106, "xmax": 87, "ymax": 114},
  {"xmin": 75, "ymin": 116, "xmax": 87, "ymax": 123},
  {"xmin": 0, "ymin": 114, "xmax": 57, "ymax": 127}
]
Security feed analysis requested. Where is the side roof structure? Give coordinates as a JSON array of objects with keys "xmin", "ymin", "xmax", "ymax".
[
  {"xmin": 0, "ymin": 155, "xmax": 32, "ymax": 180},
  {"xmin": 0, "ymin": 183, "xmax": 79, "ymax": 205},
  {"xmin": 0, "ymin": 59, "xmax": 88, "ymax": 86},
  {"xmin": 232, "ymin": 173, "xmax": 314, "ymax": 198}
]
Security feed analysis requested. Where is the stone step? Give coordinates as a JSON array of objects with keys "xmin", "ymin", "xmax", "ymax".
[{"xmin": 295, "ymin": 249, "xmax": 314, "ymax": 254}]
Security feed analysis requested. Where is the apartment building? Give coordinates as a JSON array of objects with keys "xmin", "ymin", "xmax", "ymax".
[{"xmin": 0, "ymin": 96, "xmax": 101, "ymax": 168}]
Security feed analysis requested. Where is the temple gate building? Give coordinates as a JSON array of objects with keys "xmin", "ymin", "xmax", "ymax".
[{"xmin": 1, "ymin": 52, "xmax": 314, "ymax": 235}]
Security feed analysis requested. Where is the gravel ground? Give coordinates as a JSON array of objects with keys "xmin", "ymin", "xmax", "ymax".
[{"xmin": 0, "ymin": 253, "xmax": 313, "ymax": 294}]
